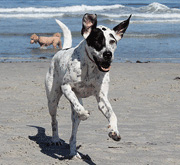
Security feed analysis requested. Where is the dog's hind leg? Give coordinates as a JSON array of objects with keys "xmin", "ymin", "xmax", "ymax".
[
  {"xmin": 48, "ymin": 91, "xmax": 63, "ymax": 145},
  {"xmin": 69, "ymin": 98, "xmax": 82, "ymax": 159},
  {"xmin": 45, "ymin": 70, "xmax": 63, "ymax": 145}
]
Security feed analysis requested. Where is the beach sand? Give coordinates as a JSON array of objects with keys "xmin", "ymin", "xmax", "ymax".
[{"xmin": 0, "ymin": 62, "xmax": 180, "ymax": 165}]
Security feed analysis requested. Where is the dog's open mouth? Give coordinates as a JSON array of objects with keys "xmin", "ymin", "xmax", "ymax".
[{"xmin": 93, "ymin": 56, "xmax": 111, "ymax": 72}]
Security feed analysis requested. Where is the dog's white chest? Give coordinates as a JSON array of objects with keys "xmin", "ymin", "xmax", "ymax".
[
  {"xmin": 72, "ymin": 81, "xmax": 95, "ymax": 98},
  {"xmin": 72, "ymin": 72, "xmax": 98, "ymax": 98},
  {"xmin": 67, "ymin": 63, "xmax": 109, "ymax": 98}
]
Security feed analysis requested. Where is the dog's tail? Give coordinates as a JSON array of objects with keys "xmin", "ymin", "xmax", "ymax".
[{"xmin": 55, "ymin": 19, "xmax": 72, "ymax": 49}]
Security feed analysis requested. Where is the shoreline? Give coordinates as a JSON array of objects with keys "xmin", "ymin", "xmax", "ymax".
[
  {"xmin": 2, "ymin": 59, "xmax": 180, "ymax": 64},
  {"xmin": 0, "ymin": 62, "xmax": 180, "ymax": 164}
]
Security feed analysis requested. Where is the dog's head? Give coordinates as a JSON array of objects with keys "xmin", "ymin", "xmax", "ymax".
[
  {"xmin": 81, "ymin": 13, "xmax": 131, "ymax": 72},
  {"xmin": 53, "ymin": 33, "xmax": 61, "ymax": 38},
  {"xmin": 30, "ymin": 34, "xmax": 39, "ymax": 44}
]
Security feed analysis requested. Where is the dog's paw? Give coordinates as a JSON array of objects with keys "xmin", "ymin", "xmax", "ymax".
[
  {"xmin": 108, "ymin": 131, "xmax": 121, "ymax": 141},
  {"xmin": 78, "ymin": 110, "xmax": 90, "ymax": 121},
  {"xmin": 70, "ymin": 152, "xmax": 82, "ymax": 160}
]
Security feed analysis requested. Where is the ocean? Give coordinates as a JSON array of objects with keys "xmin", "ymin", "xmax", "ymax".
[{"xmin": 1, "ymin": 0, "xmax": 180, "ymax": 63}]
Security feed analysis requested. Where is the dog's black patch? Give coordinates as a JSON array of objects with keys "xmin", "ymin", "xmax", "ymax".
[
  {"xmin": 86, "ymin": 28, "xmax": 105, "ymax": 51},
  {"xmin": 109, "ymin": 33, "xmax": 117, "ymax": 44}
]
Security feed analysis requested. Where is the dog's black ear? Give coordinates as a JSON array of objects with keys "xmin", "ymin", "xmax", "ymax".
[
  {"xmin": 81, "ymin": 13, "xmax": 97, "ymax": 39},
  {"xmin": 113, "ymin": 15, "xmax": 131, "ymax": 41}
]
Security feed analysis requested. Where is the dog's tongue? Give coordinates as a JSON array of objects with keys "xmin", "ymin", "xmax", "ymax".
[{"xmin": 101, "ymin": 65, "xmax": 111, "ymax": 72}]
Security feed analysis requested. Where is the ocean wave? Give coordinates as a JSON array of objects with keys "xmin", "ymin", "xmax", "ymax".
[
  {"xmin": 139, "ymin": 2, "xmax": 180, "ymax": 13},
  {"xmin": 0, "ymin": 13, "xmax": 64, "ymax": 18},
  {"xmin": 0, "ymin": 4, "xmax": 124, "ymax": 13},
  {"xmin": 102, "ymin": 18, "xmax": 180, "ymax": 25},
  {"xmin": 1, "ymin": 2, "xmax": 174, "ymax": 14},
  {"xmin": 107, "ymin": 16, "xmax": 180, "ymax": 24},
  {"xmin": 0, "ymin": 2, "xmax": 180, "ymax": 21},
  {"xmin": 139, "ymin": 2, "xmax": 170, "ymax": 13},
  {"xmin": 0, "ymin": 4, "xmax": 123, "ymax": 18}
]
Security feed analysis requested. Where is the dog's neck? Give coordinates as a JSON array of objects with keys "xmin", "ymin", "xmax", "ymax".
[
  {"xmin": 83, "ymin": 41, "xmax": 97, "ymax": 72},
  {"xmin": 74, "ymin": 40, "xmax": 95, "ymax": 64},
  {"xmin": 73, "ymin": 40, "xmax": 105, "ymax": 79},
  {"xmin": 74, "ymin": 40, "xmax": 108, "ymax": 78},
  {"xmin": 85, "ymin": 47, "xmax": 95, "ymax": 64}
]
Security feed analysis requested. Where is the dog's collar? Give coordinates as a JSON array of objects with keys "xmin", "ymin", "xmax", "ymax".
[{"xmin": 85, "ymin": 47, "xmax": 95, "ymax": 63}]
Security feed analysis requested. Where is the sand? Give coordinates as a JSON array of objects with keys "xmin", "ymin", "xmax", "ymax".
[{"xmin": 0, "ymin": 62, "xmax": 180, "ymax": 165}]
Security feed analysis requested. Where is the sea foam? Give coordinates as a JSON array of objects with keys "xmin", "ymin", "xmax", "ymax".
[{"xmin": 0, "ymin": 2, "xmax": 180, "ymax": 23}]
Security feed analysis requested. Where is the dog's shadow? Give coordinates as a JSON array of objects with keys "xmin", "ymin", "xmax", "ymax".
[{"xmin": 28, "ymin": 125, "xmax": 96, "ymax": 165}]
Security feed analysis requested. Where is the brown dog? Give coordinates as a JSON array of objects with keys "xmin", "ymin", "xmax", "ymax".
[{"xmin": 30, "ymin": 33, "xmax": 62, "ymax": 49}]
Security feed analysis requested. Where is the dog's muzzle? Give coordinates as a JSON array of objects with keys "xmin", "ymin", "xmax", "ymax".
[
  {"xmin": 93, "ymin": 51, "xmax": 112, "ymax": 72},
  {"xmin": 30, "ymin": 40, "xmax": 34, "ymax": 44}
]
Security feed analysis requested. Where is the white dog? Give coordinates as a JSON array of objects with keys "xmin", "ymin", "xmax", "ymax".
[{"xmin": 45, "ymin": 13, "xmax": 131, "ymax": 159}]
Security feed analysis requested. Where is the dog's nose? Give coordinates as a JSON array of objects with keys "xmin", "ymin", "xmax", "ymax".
[{"xmin": 103, "ymin": 51, "xmax": 112, "ymax": 61}]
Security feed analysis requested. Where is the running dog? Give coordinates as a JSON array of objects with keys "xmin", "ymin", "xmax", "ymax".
[
  {"xmin": 45, "ymin": 14, "xmax": 131, "ymax": 159},
  {"xmin": 30, "ymin": 33, "xmax": 62, "ymax": 49}
]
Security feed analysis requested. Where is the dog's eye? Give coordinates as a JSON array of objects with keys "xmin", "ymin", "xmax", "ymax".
[{"xmin": 109, "ymin": 40, "xmax": 116, "ymax": 45}]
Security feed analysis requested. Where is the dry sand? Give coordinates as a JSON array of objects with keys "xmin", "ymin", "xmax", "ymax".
[{"xmin": 0, "ymin": 62, "xmax": 180, "ymax": 165}]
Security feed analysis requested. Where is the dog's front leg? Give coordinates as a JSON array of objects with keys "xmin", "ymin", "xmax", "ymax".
[
  {"xmin": 61, "ymin": 84, "xmax": 90, "ymax": 120},
  {"xmin": 69, "ymin": 98, "xmax": 82, "ymax": 159},
  {"xmin": 96, "ymin": 83, "xmax": 121, "ymax": 141}
]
